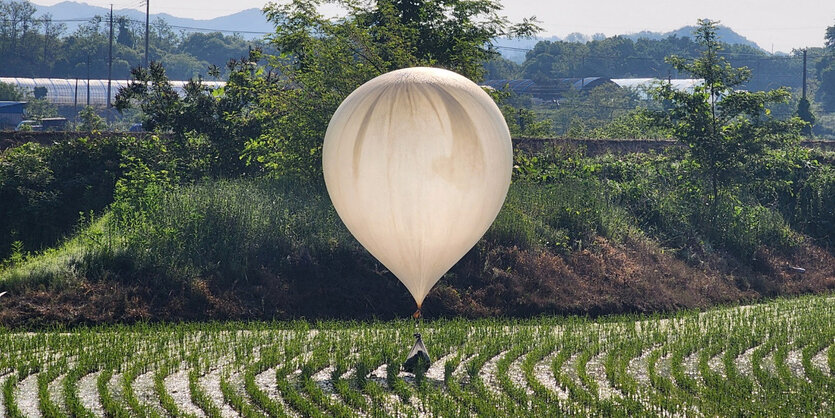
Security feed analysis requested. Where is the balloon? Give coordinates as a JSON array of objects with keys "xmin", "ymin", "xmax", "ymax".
[{"xmin": 323, "ymin": 67, "xmax": 512, "ymax": 308}]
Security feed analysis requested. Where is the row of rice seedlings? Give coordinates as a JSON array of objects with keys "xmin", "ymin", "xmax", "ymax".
[
  {"xmin": 2, "ymin": 369, "xmax": 23, "ymax": 418},
  {"xmin": 602, "ymin": 326, "xmax": 650, "ymax": 415},
  {"xmin": 243, "ymin": 344, "xmax": 290, "ymax": 417},
  {"xmin": 220, "ymin": 370, "xmax": 266, "ymax": 418},
  {"xmin": 37, "ymin": 354, "xmax": 68, "ymax": 417},
  {"xmin": 276, "ymin": 339, "xmax": 329, "ymax": 418},
  {"xmin": 154, "ymin": 359, "xmax": 198, "ymax": 418}
]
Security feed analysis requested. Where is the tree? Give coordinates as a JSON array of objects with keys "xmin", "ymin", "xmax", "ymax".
[
  {"xmin": 0, "ymin": 81, "xmax": 23, "ymax": 101},
  {"xmin": 819, "ymin": 22, "xmax": 835, "ymax": 112},
  {"xmin": 24, "ymin": 98, "xmax": 57, "ymax": 120},
  {"xmin": 796, "ymin": 97, "xmax": 815, "ymax": 136},
  {"xmin": 115, "ymin": 55, "xmax": 268, "ymax": 176},
  {"xmin": 116, "ymin": 0, "xmax": 538, "ymax": 178},
  {"xmin": 240, "ymin": 0, "xmax": 539, "ymax": 177},
  {"xmin": 116, "ymin": 16, "xmax": 134, "ymax": 47},
  {"xmin": 646, "ymin": 19, "xmax": 804, "ymax": 207},
  {"xmin": 77, "ymin": 105, "xmax": 105, "ymax": 131}
]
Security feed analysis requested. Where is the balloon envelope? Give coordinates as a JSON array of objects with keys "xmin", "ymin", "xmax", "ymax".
[{"xmin": 323, "ymin": 67, "xmax": 512, "ymax": 307}]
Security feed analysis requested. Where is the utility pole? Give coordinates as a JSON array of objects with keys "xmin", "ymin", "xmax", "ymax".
[
  {"xmin": 43, "ymin": 19, "xmax": 50, "ymax": 66},
  {"xmin": 802, "ymin": 48, "xmax": 807, "ymax": 100},
  {"xmin": 144, "ymin": 0, "xmax": 149, "ymax": 67},
  {"xmin": 86, "ymin": 54, "xmax": 91, "ymax": 106},
  {"xmin": 107, "ymin": 4, "xmax": 113, "ymax": 120}
]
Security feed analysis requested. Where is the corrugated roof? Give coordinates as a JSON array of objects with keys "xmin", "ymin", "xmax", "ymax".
[{"xmin": 0, "ymin": 101, "xmax": 26, "ymax": 113}]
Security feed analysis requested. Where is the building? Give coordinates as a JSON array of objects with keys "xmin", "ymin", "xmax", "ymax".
[
  {"xmin": 481, "ymin": 77, "xmax": 703, "ymax": 103},
  {"xmin": 0, "ymin": 77, "xmax": 226, "ymax": 108},
  {"xmin": 611, "ymin": 78, "xmax": 703, "ymax": 99},
  {"xmin": 0, "ymin": 101, "xmax": 26, "ymax": 129}
]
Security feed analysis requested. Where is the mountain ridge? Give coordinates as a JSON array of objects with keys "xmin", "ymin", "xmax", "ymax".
[
  {"xmin": 34, "ymin": 1, "xmax": 274, "ymax": 39},
  {"xmin": 495, "ymin": 25, "xmax": 766, "ymax": 64},
  {"xmin": 35, "ymin": 2, "xmax": 767, "ymax": 62}
]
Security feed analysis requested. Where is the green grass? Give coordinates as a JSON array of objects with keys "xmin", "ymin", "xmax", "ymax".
[{"xmin": 0, "ymin": 293, "xmax": 832, "ymax": 416}]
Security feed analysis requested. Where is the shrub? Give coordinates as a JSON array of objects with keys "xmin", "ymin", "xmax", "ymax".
[{"xmin": 0, "ymin": 137, "xmax": 120, "ymax": 260}]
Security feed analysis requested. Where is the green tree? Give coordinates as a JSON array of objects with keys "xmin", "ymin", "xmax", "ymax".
[
  {"xmin": 818, "ymin": 22, "xmax": 835, "ymax": 112},
  {"xmin": 796, "ymin": 97, "xmax": 815, "ymax": 136},
  {"xmin": 646, "ymin": 19, "xmax": 804, "ymax": 206},
  {"xmin": 0, "ymin": 81, "xmax": 23, "ymax": 101},
  {"xmin": 24, "ymin": 98, "xmax": 58, "ymax": 120},
  {"xmin": 77, "ymin": 105, "xmax": 106, "ymax": 131},
  {"xmin": 115, "ymin": 56, "xmax": 267, "ymax": 176},
  {"xmin": 117, "ymin": 0, "xmax": 538, "ymax": 178},
  {"xmin": 240, "ymin": 0, "xmax": 539, "ymax": 177}
]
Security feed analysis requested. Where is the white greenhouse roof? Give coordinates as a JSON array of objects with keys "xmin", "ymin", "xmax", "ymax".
[
  {"xmin": 0, "ymin": 77, "xmax": 225, "ymax": 107},
  {"xmin": 611, "ymin": 78, "xmax": 703, "ymax": 94}
]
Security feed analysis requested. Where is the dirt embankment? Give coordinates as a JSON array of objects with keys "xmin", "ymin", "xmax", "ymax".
[{"xmin": 1, "ymin": 237, "xmax": 833, "ymax": 328}]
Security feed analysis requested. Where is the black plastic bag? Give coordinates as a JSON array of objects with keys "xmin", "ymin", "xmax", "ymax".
[{"xmin": 402, "ymin": 332, "xmax": 431, "ymax": 374}]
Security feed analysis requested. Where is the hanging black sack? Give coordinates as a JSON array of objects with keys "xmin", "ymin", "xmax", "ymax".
[{"xmin": 402, "ymin": 332, "xmax": 431, "ymax": 374}]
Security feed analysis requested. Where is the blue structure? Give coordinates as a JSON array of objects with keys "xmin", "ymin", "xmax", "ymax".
[{"xmin": 0, "ymin": 101, "xmax": 26, "ymax": 130}]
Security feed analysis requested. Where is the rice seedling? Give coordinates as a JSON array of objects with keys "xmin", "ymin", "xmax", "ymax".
[{"xmin": 0, "ymin": 293, "xmax": 831, "ymax": 417}]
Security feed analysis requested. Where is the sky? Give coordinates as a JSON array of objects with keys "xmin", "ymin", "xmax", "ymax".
[{"xmin": 30, "ymin": 0, "xmax": 835, "ymax": 53}]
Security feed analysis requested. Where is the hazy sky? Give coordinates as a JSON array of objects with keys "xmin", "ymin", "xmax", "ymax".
[{"xmin": 31, "ymin": 0, "xmax": 835, "ymax": 53}]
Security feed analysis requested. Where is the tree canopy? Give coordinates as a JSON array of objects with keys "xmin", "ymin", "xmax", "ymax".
[
  {"xmin": 645, "ymin": 19, "xmax": 805, "ymax": 206},
  {"xmin": 0, "ymin": 0, "xmax": 258, "ymax": 80}
]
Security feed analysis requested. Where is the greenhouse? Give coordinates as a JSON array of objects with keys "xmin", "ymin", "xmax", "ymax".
[{"xmin": 0, "ymin": 77, "xmax": 225, "ymax": 108}]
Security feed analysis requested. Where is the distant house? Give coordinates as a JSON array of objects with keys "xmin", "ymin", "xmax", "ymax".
[{"xmin": 0, "ymin": 101, "xmax": 26, "ymax": 130}]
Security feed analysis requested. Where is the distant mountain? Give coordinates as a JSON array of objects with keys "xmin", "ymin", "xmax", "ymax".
[
  {"xmin": 623, "ymin": 25, "xmax": 764, "ymax": 51},
  {"xmin": 496, "ymin": 25, "xmax": 764, "ymax": 64},
  {"xmin": 34, "ymin": 1, "xmax": 273, "ymax": 40}
]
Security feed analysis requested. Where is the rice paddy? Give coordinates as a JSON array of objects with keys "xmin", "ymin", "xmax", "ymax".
[{"xmin": 0, "ymin": 293, "xmax": 833, "ymax": 417}]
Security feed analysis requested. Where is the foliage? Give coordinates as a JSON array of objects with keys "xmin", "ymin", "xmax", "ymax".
[
  {"xmin": 0, "ymin": 0, "xmax": 259, "ymax": 80},
  {"xmin": 796, "ymin": 98, "xmax": 815, "ymax": 135},
  {"xmin": 111, "ymin": 177, "xmax": 356, "ymax": 285},
  {"xmin": 77, "ymin": 105, "xmax": 106, "ymax": 131},
  {"xmin": 793, "ymin": 163, "xmax": 835, "ymax": 247},
  {"xmin": 645, "ymin": 19, "xmax": 804, "ymax": 207},
  {"xmin": 819, "ymin": 60, "xmax": 835, "ymax": 113},
  {"xmin": 0, "ymin": 294, "xmax": 833, "ymax": 415},
  {"xmin": 550, "ymin": 84, "xmax": 645, "ymax": 136},
  {"xmin": 115, "ymin": 59, "xmax": 262, "ymax": 176},
  {"xmin": 0, "ymin": 137, "xmax": 120, "ymax": 260},
  {"xmin": 501, "ymin": 106, "xmax": 554, "ymax": 138},
  {"xmin": 239, "ymin": 0, "xmax": 539, "ymax": 177},
  {"xmin": 516, "ymin": 31, "xmax": 809, "ymax": 93},
  {"xmin": 23, "ymin": 98, "xmax": 58, "ymax": 120},
  {"xmin": 0, "ymin": 81, "xmax": 23, "ymax": 101}
]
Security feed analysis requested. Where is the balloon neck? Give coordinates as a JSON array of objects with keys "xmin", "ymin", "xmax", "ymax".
[{"xmin": 412, "ymin": 308, "xmax": 422, "ymax": 320}]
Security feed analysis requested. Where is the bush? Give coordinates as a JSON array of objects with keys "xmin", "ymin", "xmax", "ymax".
[
  {"xmin": 0, "ymin": 138, "xmax": 120, "ymax": 260},
  {"xmin": 111, "ymin": 177, "xmax": 358, "ymax": 284},
  {"xmin": 793, "ymin": 165, "xmax": 835, "ymax": 247}
]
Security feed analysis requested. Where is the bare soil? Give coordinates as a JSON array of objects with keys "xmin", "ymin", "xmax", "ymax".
[{"xmin": 1, "ymin": 237, "xmax": 834, "ymax": 328}]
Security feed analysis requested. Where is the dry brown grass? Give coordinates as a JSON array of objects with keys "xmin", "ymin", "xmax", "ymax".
[{"xmin": 1, "ymin": 236, "xmax": 834, "ymax": 327}]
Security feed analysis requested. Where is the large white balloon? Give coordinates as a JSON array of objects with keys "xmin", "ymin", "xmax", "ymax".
[{"xmin": 323, "ymin": 67, "xmax": 512, "ymax": 308}]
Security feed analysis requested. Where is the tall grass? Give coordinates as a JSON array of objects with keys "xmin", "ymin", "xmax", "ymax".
[
  {"xmin": 486, "ymin": 177, "xmax": 636, "ymax": 251},
  {"xmin": 2, "ymin": 148, "xmax": 829, "ymax": 293},
  {"xmin": 111, "ymin": 178, "xmax": 357, "ymax": 284}
]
